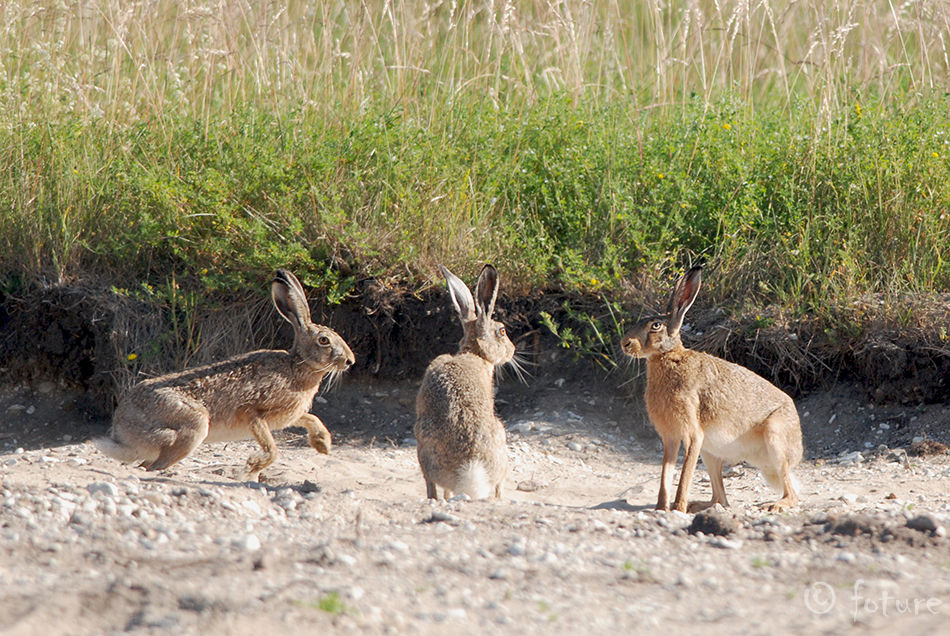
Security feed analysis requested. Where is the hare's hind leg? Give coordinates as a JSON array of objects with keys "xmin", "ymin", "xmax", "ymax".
[
  {"xmin": 761, "ymin": 413, "xmax": 801, "ymax": 512},
  {"xmin": 140, "ymin": 405, "xmax": 210, "ymax": 472},
  {"xmin": 297, "ymin": 413, "xmax": 332, "ymax": 455},
  {"xmin": 761, "ymin": 464, "xmax": 799, "ymax": 512},
  {"xmin": 244, "ymin": 416, "xmax": 279, "ymax": 482}
]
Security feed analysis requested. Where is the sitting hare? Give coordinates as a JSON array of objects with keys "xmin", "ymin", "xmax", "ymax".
[
  {"xmin": 415, "ymin": 264, "xmax": 515, "ymax": 499},
  {"xmin": 95, "ymin": 269, "xmax": 355, "ymax": 481},
  {"xmin": 622, "ymin": 266, "xmax": 802, "ymax": 512}
]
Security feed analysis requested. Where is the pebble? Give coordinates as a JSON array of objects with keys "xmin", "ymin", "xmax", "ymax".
[
  {"xmin": 425, "ymin": 511, "xmax": 461, "ymax": 526},
  {"xmin": 232, "ymin": 534, "xmax": 261, "ymax": 551},
  {"xmin": 567, "ymin": 442, "xmax": 584, "ymax": 452},
  {"xmin": 242, "ymin": 500, "xmax": 263, "ymax": 515},
  {"xmin": 387, "ymin": 540, "xmax": 410, "ymax": 554},
  {"xmin": 508, "ymin": 537, "xmax": 527, "ymax": 557},
  {"xmin": 708, "ymin": 537, "xmax": 742, "ymax": 550},
  {"xmin": 87, "ymin": 482, "xmax": 120, "ymax": 498},
  {"xmin": 837, "ymin": 552, "xmax": 858, "ymax": 563}
]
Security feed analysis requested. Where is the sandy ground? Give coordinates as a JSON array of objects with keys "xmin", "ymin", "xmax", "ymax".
[{"xmin": 1, "ymin": 371, "xmax": 950, "ymax": 635}]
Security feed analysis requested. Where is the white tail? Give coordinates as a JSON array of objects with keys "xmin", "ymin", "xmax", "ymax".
[{"xmin": 454, "ymin": 460, "xmax": 493, "ymax": 499}]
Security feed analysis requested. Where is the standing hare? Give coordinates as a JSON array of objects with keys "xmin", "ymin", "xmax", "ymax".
[
  {"xmin": 95, "ymin": 269, "xmax": 355, "ymax": 481},
  {"xmin": 414, "ymin": 264, "xmax": 516, "ymax": 499},
  {"xmin": 622, "ymin": 266, "xmax": 802, "ymax": 512}
]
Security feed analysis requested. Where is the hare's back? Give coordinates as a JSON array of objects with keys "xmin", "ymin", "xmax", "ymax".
[
  {"xmin": 416, "ymin": 353, "xmax": 498, "ymax": 438},
  {"xmin": 683, "ymin": 351, "xmax": 798, "ymax": 450},
  {"xmin": 123, "ymin": 350, "xmax": 311, "ymax": 431},
  {"xmin": 690, "ymin": 351, "xmax": 794, "ymax": 416}
]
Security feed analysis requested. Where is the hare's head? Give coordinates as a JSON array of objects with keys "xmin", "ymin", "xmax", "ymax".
[
  {"xmin": 272, "ymin": 269, "xmax": 355, "ymax": 374},
  {"xmin": 622, "ymin": 266, "xmax": 702, "ymax": 359},
  {"xmin": 442, "ymin": 264, "xmax": 516, "ymax": 368}
]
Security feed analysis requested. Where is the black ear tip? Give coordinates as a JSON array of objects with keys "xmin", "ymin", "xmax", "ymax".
[{"xmin": 273, "ymin": 269, "xmax": 291, "ymax": 284}]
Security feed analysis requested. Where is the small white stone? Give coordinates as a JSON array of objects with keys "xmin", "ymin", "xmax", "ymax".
[
  {"xmin": 232, "ymin": 534, "xmax": 261, "ymax": 551},
  {"xmin": 337, "ymin": 553, "xmax": 358, "ymax": 567},
  {"xmin": 837, "ymin": 552, "xmax": 857, "ymax": 563},
  {"xmin": 388, "ymin": 540, "xmax": 410, "ymax": 554},
  {"xmin": 508, "ymin": 537, "xmax": 527, "ymax": 557},
  {"xmin": 88, "ymin": 482, "xmax": 120, "ymax": 498}
]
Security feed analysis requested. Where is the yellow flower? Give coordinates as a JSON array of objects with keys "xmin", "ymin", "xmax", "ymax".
[
  {"xmin": 855, "ymin": 103, "xmax": 862, "ymax": 116},
  {"xmin": 127, "ymin": 353, "xmax": 138, "ymax": 361},
  {"xmin": 933, "ymin": 152, "xmax": 940, "ymax": 159},
  {"xmin": 657, "ymin": 173, "xmax": 665, "ymax": 179},
  {"xmin": 722, "ymin": 123, "xmax": 731, "ymax": 130}
]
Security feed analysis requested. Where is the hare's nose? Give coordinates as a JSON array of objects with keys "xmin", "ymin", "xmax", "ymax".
[{"xmin": 621, "ymin": 337, "xmax": 637, "ymax": 355}]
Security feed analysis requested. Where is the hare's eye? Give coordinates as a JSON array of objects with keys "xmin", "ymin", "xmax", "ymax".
[
  {"xmin": 651, "ymin": 321, "xmax": 663, "ymax": 331},
  {"xmin": 498, "ymin": 327, "xmax": 506, "ymax": 337},
  {"xmin": 318, "ymin": 335, "xmax": 330, "ymax": 346}
]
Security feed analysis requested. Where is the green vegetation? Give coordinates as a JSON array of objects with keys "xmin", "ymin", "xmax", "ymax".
[{"xmin": 1, "ymin": 0, "xmax": 948, "ymax": 314}]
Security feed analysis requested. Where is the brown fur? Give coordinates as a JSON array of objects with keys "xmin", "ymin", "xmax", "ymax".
[
  {"xmin": 622, "ymin": 267, "xmax": 803, "ymax": 512},
  {"xmin": 95, "ymin": 270, "xmax": 354, "ymax": 481},
  {"xmin": 414, "ymin": 265, "xmax": 515, "ymax": 499}
]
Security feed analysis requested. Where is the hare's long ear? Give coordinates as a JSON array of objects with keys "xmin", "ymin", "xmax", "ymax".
[
  {"xmin": 272, "ymin": 269, "xmax": 312, "ymax": 330},
  {"xmin": 474, "ymin": 264, "xmax": 500, "ymax": 319},
  {"xmin": 666, "ymin": 266, "xmax": 702, "ymax": 337},
  {"xmin": 441, "ymin": 265, "xmax": 477, "ymax": 323}
]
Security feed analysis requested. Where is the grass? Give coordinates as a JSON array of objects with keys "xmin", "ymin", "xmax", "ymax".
[{"xmin": 1, "ymin": 0, "xmax": 949, "ymax": 338}]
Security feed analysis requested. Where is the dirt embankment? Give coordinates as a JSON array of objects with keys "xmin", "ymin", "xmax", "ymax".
[{"xmin": 2, "ymin": 280, "xmax": 949, "ymax": 419}]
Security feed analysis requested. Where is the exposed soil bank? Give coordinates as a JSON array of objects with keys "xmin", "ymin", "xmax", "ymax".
[{"xmin": 1, "ymin": 280, "xmax": 948, "ymax": 422}]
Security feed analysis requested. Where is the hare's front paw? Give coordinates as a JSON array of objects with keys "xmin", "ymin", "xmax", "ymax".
[{"xmin": 761, "ymin": 495, "xmax": 798, "ymax": 513}]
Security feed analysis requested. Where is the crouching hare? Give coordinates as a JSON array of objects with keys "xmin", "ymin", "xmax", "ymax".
[
  {"xmin": 96, "ymin": 269, "xmax": 355, "ymax": 481},
  {"xmin": 414, "ymin": 264, "xmax": 515, "ymax": 499},
  {"xmin": 622, "ymin": 266, "xmax": 803, "ymax": 512}
]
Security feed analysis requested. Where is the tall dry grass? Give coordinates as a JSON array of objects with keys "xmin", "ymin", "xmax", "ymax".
[{"xmin": 3, "ymin": 0, "xmax": 948, "ymax": 126}]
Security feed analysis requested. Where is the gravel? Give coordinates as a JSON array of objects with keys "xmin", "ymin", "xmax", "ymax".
[{"xmin": 1, "ymin": 380, "xmax": 950, "ymax": 635}]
